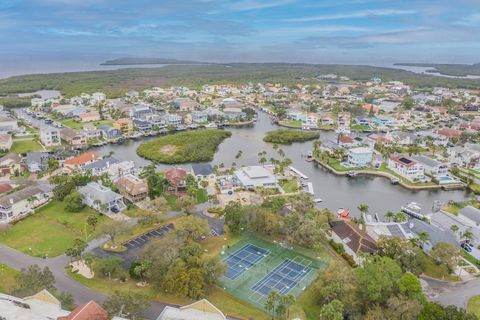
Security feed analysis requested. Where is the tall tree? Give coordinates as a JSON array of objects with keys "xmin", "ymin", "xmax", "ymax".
[
  {"xmin": 103, "ymin": 291, "xmax": 149, "ymax": 320},
  {"xmin": 13, "ymin": 265, "xmax": 56, "ymax": 297}
]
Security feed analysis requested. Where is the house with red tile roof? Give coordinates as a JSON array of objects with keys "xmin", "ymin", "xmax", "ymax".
[
  {"xmin": 164, "ymin": 168, "xmax": 187, "ymax": 194},
  {"xmin": 63, "ymin": 152, "xmax": 100, "ymax": 174},
  {"xmin": 58, "ymin": 300, "xmax": 109, "ymax": 320},
  {"xmin": 434, "ymin": 128, "xmax": 462, "ymax": 139}
]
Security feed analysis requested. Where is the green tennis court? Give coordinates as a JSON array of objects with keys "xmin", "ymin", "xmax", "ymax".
[{"xmin": 218, "ymin": 234, "xmax": 328, "ymax": 310}]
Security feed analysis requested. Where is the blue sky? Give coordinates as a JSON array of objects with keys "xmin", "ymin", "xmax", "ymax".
[{"xmin": 1, "ymin": 0, "xmax": 480, "ymax": 66}]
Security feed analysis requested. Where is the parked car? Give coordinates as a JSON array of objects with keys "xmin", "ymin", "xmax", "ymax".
[{"xmin": 461, "ymin": 242, "xmax": 472, "ymax": 252}]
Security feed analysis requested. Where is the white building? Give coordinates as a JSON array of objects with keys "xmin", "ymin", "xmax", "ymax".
[
  {"xmin": 78, "ymin": 182, "xmax": 126, "ymax": 214},
  {"xmin": 157, "ymin": 299, "xmax": 226, "ymax": 320},
  {"xmin": 410, "ymin": 155, "xmax": 448, "ymax": 177},
  {"xmin": 234, "ymin": 166, "xmax": 276, "ymax": 189},
  {"xmin": 39, "ymin": 126, "xmax": 61, "ymax": 147},
  {"xmin": 0, "ymin": 186, "xmax": 51, "ymax": 223},
  {"xmin": 388, "ymin": 155, "xmax": 425, "ymax": 182},
  {"xmin": 347, "ymin": 147, "xmax": 373, "ymax": 167},
  {"xmin": 0, "ymin": 116, "xmax": 19, "ymax": 132}
]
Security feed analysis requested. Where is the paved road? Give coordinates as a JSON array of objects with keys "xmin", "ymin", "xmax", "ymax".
[{"xmin": 421, "ymin": 275, "xmax": 480, "ymax": 308}]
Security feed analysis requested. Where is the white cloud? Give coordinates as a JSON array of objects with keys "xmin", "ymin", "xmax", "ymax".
[{"xmin": 285, "ymin": 9, "xmax": 416, "ymax": 22}]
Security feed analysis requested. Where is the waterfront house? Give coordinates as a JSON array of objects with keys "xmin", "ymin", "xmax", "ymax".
[
  {"xmin": 173, "ymin": 97, "xmax": 199, "ymax": 112},
  {"xmin": 40, "ymin": 126, "xmax": 61, "ymax": 147},
  {"xmin": 0, "ymin": 186, "xmax": 51, "ymax": 223},
  {"xmin": 164, "ymin": 168, "xmax": 188, "ymax": 194},
  {"xmin": 25, "ymin": 152, "xmax": 50, "ymax": 173},
  {"xmin": 385, "ymin": 132, "xmax": 416, "ymax": 146},
  {"xmin": 164, "ymin": 113, "xmax": 183, "ymax": 126},
  {"xmin": 305, "ymin": 113, "xmax": 319, "ymax": 127},
  {"xmin": 99, "ymin": 125, "xmax": 122, "ymax": 141},
  {"xmin": 410, "ymin": 155, "xmax": 448, "ymax": 177},
  {"xmin": 338, "ymin": 135, "xmax": 355, "ymax": 148},
  {"xmin": 133, "ymin": 119, "xmax": 152, "ymax": 131},
  {"xmin": 156, "ymin": 299, "xmax": 226, "ymax": 320},
  {"xmin": 191, "ymin": 163, "xmax": 215, "ymax": 180},
  {"xmin": 63, "ymin": 151, "xmax": 99, "ymax": 174},
  {"xmin": 113, "ymin": 118, "xmax": 134, "ymax": 135},
  {"xmin": 130, "ymin": 104, "xmax": 152, "ymax": 119},
  {"xmin": 105, "ymin": 160, "xmax": 135, "ymax": 180},
  {"xmin": 347, "ymin": 147, "xmax": 373, "ymax": 167},
  {"xmin": 82, "ymin": 124, "xmax": 102, "ymax": 140},
  {"xmin": 223, "ymin": 107, "xmax": 247, "ymax": 121},
  {"xmin": 0, "ymin": 153, "xmax": 23, "ymax": 176},
  {"xmin": 388, "ymin": 155, "xmax": 425, "ymax": 182},
  {"xmin": 234, "ymin": 166, "xmax": 276, "ymax": 189},
  {"xmin": 337, "ymin": 112, "xmax": 351, "ymax": 128},
  {"xmin": 115, "ymin": 174, "xmax": 148, "ymax": 203},
  {"xmin": 0, "ymin": 133, "xmax": 12, "ymax": 150},
  {"xmin": 288, "ymin": 111, "xmax": 306, "ymax": 122},
  {"xmin": 60, "ymin": 128, "xmax": 87, "ymax": 146},
  {"xmin": 78, "ymin": 181, "xmax": 126, "ymax": 214},
  {"xmin": 329, "ymin": 220, "xmax": 377, "ymax": 264},
  {"xmin": 192, "ymin": 111, "xmax": 208, "ymax": 124},
  {"xmin": 83, "ymin": 157, "xmax": 120, "ymax": 176}
]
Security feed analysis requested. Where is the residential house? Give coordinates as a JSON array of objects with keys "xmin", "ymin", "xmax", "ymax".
[
  {"xmin": 99, "ymin": 125, "xmax": 122, "ymax": 141},
  {"xmin": 0, "ymin": 290, "xmax": 70, "ymax": 320},
  {"xmin": 0, "ymin": 153, "xmax": 23, "ymax": 176},
  {"xmin": 388, "ymin": 155, "xmax": 425, "ymax": 182},
  {"xmin": 164, "ymin": 168, "xmax": 187, "ymax": 194},
  {"xmin": 223, "ymin": 107, "xmax": 246, "ymax": 121},
  {"xmin": 191, "ymin": 111, "xmax": 208, "ymax": 124},
  {"xmin": 78, "ymin": 111, "xmax": 101, "ymax": 122},
  {"xmin": 58, "ymin": 300, "xmax": 111, "ymax": 320},
  {"xmin": 60, "ymin": 128, "xmax": 87, "ymax": 146},
  {"xmin": 435, "ymin": 128, "xmax": 462, "ymax": 139},
  {"xmin": 338, "ymin": 135, "xmax": 355, "ymax": 148},
  {"xmin": 90, "ymin": 92, "xmax": 106, "ymax": 104},
  {"xmin": 288, "ymin": 111, "xmax": 306, "ymax": 122},
  {"xmin": 115, "ymin": 174, "xmax": 148, "ymax": 203},
  {"xmin": 337, "ymin": 112, "xmax": 351, "ymax": 128},
  {"xmin": 83, "ymin": 157, "xmax": 120, "ymax": 176},
  {"xmin": 40, "ymin": 126, "xmax": 61, "ymax": 147},
  {"xmin": 305, "ymin": 113, "xmax": 319, "ymax": 127},
  {"xmin": 0, "ymin": 116, "xmax": 18, "ymax": 132},
  {"xmin": 0, "ymin": 186, "xmax": 50, "ymax": 223},
  {"xmin": 133, "ymin": 119, "xmax": 152, "ymax": 131},
  {"xmin": 82, "ymin": 124, "xmax": 102, "ymax": 140},
  {"xmin": 174, "ymin": 97, "xmax": 199, "ymax": 112},
  {"xmin": 63, "ymin": 151, "xmax": 99, "ymax": 174},
  {"xmin": 164, "ymin": 113, "xmax": 183, "ymax": 126},
  {"xmin": 385, "ymin": 132, "xmax": 416, "ymax": 146},
  {"xmin": 113, "ymin": 118, "xmax": 134, "ymax": 135},
  {"xmin": 78, "ymin": 181, "xmax": 126, "ymax": 214},
  {"xmin": 25, "ymin": 152, "xmax": 50, "ymax": 173},
  {"xmin": 234, "ymin": 166, "xmax": 276, "ymax": 189},
  {"xmin": 156, "ymin": 299, "xmax": 226, "ymax": 320},
  {"xmin": 329, "ymin": 220, "xmax": 377, "ymax": 264},
  {"xmin": 191, "ymin": 163, "xmax": 215, "ymax": 180},
  {"xmin": 410, "ymin": 155, "xmax": 448, "ymax": 177},
  {"xmin": 347, "ymin": 147, "xmax": 373, "ymax": 167},
  {"xmin": 130, "ymin": 104, "xmax": 152, "ymax": 119},
  {"xmin": 0, "ymin": 133, "xmax": 12, "ymax": 150},
  {"xmin": 365, "ymin": 222, "xmax": 412, "ymax": 241},
  {"xmin": 105, "ymin": 160, "xmax": 135, "ymax": 180}
]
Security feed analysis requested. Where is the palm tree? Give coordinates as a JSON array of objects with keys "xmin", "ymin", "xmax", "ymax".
[
  {"xmin": 385, "ymin": 211, "xmax": 395, "ymax": 222},
  {"xmin": 463, "ymin": 230, "xmax": 474, "ymax": 242},
  {"xmin": 357, "ymin": 204, "xmax": 369, "ymax": 216},
  {"xmin": 417, "ymin": 231, "xmax": 430, "ymax": 248},
  {"xmin": 277, "ymin": 148, "xmax": 285, "ymax": 158},
  {"xmin": 394, "ymin": 212, "xmax": 407, "ymax": 223},
  {"xmin": 259, "ymin": 157, "xmax": 267, "ymax": 167},
  {"xmin": 450, "ymin": 224, "xmax": 459, "ymax": 235}
]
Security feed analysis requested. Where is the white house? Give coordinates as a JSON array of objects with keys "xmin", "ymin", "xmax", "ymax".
[
  {"xmin": 78, "ymin": 182, "xmax": 126, "ymax": 214},
  {"xmin": 0, "ymin": 186, "xmax": 51, "ymax": 223},
  {"xmin": 410, "ymin": 155, "xmax": 448, "ymax": 177},
  {"xmin": 156, "ymin": 299, "xmax": 226, "ymax": 320},
  {"xmin": 39, "ymin": 127, "xmax": 61, "ymax": 147},
  {"xmin": 234, "ymin": 166, "xmax": 276, "ymax": 189},
  {"xmin": 388, "ymin": 155, "xmax": 425, "ymax": 182},
  {"xmin": 347, "ymin": 147, "xmax": 373, "ymax": 167}
]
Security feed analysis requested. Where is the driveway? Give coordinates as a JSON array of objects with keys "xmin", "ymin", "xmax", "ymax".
[{"xmin": 421, "ymin": 275, "xmax": 480, "ymax": 308}]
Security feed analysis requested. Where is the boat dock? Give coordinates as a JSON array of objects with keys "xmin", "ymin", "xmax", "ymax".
[
  {"xmin": 289, "ymin": 166, "xmax": 308, "ymax": 180},
  {"xmin": 306, "ymin": 182, "xmax": 314, "ymax": 195}
]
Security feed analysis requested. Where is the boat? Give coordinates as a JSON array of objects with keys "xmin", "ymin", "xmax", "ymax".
[
  {"xmin": 337, "ymin": 208, "xmax": 351, "ymax": 221},
  {"xmin": 305, "ymin": 151, "xmax": 314, "ymax": 162},
  {"xmin": 346, "ymin": 171, "xmax": 358, "ymax": 177},
  {"xmin": 390, "ymin": 177, "xmax": 400, "ymax": 184},
  {"xmin": 401, "ymin": 202, "xmax": 428, "ymax": 220},
  {"xmin": 313, "ymin": 198, "xmax": 323, "ymax": 203},
  {"xmin": 205, "ymin": 122, "xmax": 218, "ymax": 129}
]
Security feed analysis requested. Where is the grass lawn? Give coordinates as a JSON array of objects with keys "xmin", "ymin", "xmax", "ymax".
[
  {"xmin": 351, "ymin": 124, "xmax": 372, "ymax": 131},
  {"xmin": 278, "ymin": 178, "xmax": 299, "ymax": 193},
  {"xmin": 0, "ymin": 200, "xmax": 107, "ymax": 257},
  {"xmin": 468, "ymin": 296, "xmax": 480, "ymax": 318},
  {"xmin": 281, "ymin": 120, "xmax": 302, "ymax": 128},
  {"xmin": 196, "ymin": 188, "xmax": 208, "ymax": 203},
  {"xmin": 61, "ymin": 119, "xmax": 113, "ymax": 130},
  {"xmin": 0, "ymin": 264, "xmax": 19, "ymax": 294},
  {"xmin": 10, "ymin": 139, "xmax": 43, "ymax": 153},
  {"xmin": 418, "ymin": 252, "xmax": 460, "ymax": 281},
  {"xmin": 164, "ymin": 194, "xmax": 179, "ymax": 210},
  {"xmin": 377, "ymin": 164, "xmax": 437, "ymax": 187}
]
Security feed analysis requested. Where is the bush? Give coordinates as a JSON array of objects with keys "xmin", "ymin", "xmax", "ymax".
[
  {"xmin": 263, "ymin": 129, "xmax": 319, "ymax": 144},
  {"xmin": 64, "ymin": 192, "xmax": 85, "ymax": 213}
]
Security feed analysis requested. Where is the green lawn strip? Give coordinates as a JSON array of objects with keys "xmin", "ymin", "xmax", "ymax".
[
  {"xmin": 468, "ymin": 296, "xmax": 480, "ymax": 318},
  {"xmin": 462, "ymin": 252, "xmax": 480, "ymax": 269},
  {"xmin": 279, "ymin": 120, "xmax": 302, "ymax": 128},
  {"xmin": 196, "ymin": 188, "xmax": 208, "ymax": 203},
  {"xmin": 351, "ymin": 124, "xmax": 372, "ymax": 131},
  {"xmin": 0, "ymin": 200, "xmax": 107, "ymax": 257},
  {"xmin": 61, "ymin": 119, "xmax": 114, "ymax": 130},
  {"xmin": 10, "ymin": 139, "xmax": 43, "ymax": 153},
  {"xmin": 278, "ymin": 178, "xmax": 299, "ymax": 193},
  {"xmin": 0, "ymin": 264, "xmax": 20, "ymax": 294},
  {"xmin": 164, "ymin": 194, "xmax": 179, "ymax": 210}
]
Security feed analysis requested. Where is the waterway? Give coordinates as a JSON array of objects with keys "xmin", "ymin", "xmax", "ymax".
[{"xmin": 94, "ymin": 112, "xmax": 470, "ymax": 219}]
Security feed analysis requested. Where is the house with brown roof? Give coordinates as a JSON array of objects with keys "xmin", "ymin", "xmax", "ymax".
[
  {"xmin": 115, "ymin": 174, "xmax": 148, "ymax": 203},
  {"xmin": 60, "ymin": 128, "xmax": 87, "ymax": 146},
  {"xmin": 63, "ymin": 152, "xmax": 100, "ymax": 174},
  {"xmin": 0, "ymin": 153, "xmax": 23, "ymax": 176},
  {"xmin": 164, "ymin": 168, "xmax": 187, "ymax": 194},
  {"xmin": 329, "ymin": 219, "xmax": 377, "ymax": 264}
]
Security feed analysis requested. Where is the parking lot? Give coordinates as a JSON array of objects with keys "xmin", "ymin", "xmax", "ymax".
[{"xmin": 123, "ymin": 223, "xmax": 174, "ymax": 249}]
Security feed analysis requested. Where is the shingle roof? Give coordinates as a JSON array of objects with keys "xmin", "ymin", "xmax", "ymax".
[
  {"xmin": 165, "ymin": 168, "xmax": 187, "ymax": 186},
  {"xmin": 0, "ymin": 186, "xmax": 44, "ymax": 207},
  {"xmin": 330, "ymin": 220, "xmax": 377, "ymax": 254},
  {"xmin": 115, "ymin": 175, "xmax": 148, "ymax": 195},
  {"xmin": 83, "ymin": 157, "xmax": 119, "ymax": 170},
  {"xmin": 191, "ymin": 163, "xmax": 214, "ymax": 176}
]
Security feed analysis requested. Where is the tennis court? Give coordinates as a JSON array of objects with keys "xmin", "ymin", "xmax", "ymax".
[
  {"xmin": 222, "ymin": 244, "xmax": 270, "ymax": 280},
  {"xmin": 251, "ymin": 258, "xmax": 312, "ymax": 296},
  {"xmin": 219, "ymin": 235, "xmax": 328, "ymax": 310}
]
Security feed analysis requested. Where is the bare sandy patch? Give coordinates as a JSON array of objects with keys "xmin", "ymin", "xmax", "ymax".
[{"xmin": 160, "ymin": 144, "xmax": 178, "ymax": 156}]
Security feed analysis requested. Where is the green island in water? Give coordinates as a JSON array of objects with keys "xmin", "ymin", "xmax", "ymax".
[
  {"xmin": 136, "ymin": 129, "xmax": 231, "ymax": 164},
  {"xmin": 263, "ymin": 129, "xmax": 319, "ymax": 145}
]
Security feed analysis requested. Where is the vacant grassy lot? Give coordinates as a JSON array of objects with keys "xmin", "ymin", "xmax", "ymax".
[
  {"xmin": 10, "ymin": 139, "xmax": 43, "ymax": 153},
  {"xmin": 0, "ymin": 264, "xmax": 19, "ymax": 294},
  {"xmin": 60, "ymin": 119, "xmax": 113, "ymax": 129},
  {"xmin": 137, "ymin": 129, "xmax": 231, "ymax": 163},
  {"xmin": 0, "ymin": 200, "xmax": 106, "ymax": 257},
  {"xmin": 468, "ymin": 296, "xmax": 480, "ymax": 319}
]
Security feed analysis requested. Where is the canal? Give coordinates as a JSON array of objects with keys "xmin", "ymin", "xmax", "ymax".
[{"xmin": 94, "ymin": 112, "xmax": 470, "ymax": 219}]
